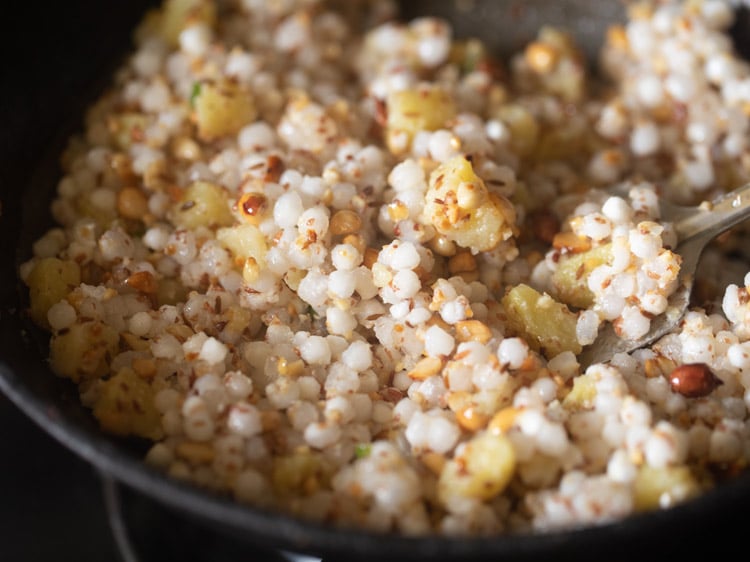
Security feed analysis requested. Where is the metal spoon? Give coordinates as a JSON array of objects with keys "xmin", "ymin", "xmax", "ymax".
[{"xmin": 578, "ymin": 182, "xmax": 750, "ymax": 369}]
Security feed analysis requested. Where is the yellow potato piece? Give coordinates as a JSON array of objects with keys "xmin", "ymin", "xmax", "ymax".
[
  {"xmin": 49, "ymin": 321, "xmax": 120, "ymax": 383},
  {"xmin": 272, "ymin": 451, "xmax": 330, "ymax": 497},
  {"xmin": 172, "ymin": 180, "xmax": 235, "ymax": 229},
  {"xmin": 502, "ymin": 283, "xmax": 582, "ymax": 358},
  {"xmin": 216, "ymin": 224, "xmax": 267, "ymax": 263},
  {"xmin": 551, "ymin": 243, "xmax": 613, "ymax": 309},
  {"xmin": 423, "ymin": 156, "xmax": 517, "ymax": 253},
  {"xmin": 386, "ymin": 85, "xmax": 456, "ymax": 153},
  {"xmin": 562, "ymin": 371, "xmax": 597, "ymax": 410},
  {"xmin": 160, "ymin": 0, "xmax": 216, "ymax": 47},
  {"xmin": 438, "ymin": 431, "xmax": 516, "ymax": 503},
  {"xmin": 494, "ymin": 104, "xmax": 539, "ymax": 157},
  {"xmin": 93, "ymin": 368, "xmax": 164, "ymax": 440},
  {"xmin": 193, "ymin": 80, "xmax": 257, "ymax": 141},
  {"xmin": 633, "ymin": 465, "xmax": 700, "ymax": 512},
  {"xmin": 25, "ymin": 258, "xmax": 81, "ymax": 328}
]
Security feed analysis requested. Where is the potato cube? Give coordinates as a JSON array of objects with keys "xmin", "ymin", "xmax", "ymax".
[
  {"xmin": 551, "ymin": 243, "xmax": 613, "ymax": 309},
  {"xmin": 423, "ymin": 156, "xmax": 517, "ymax": 253},
  {"xmin": 49, "ymin": 321, "xmax": 120, "ymax": 383},
  {"xmin": 25, "ymin": 258, "xmax": 81, "ymax": 328},
  {"xmin": 216, "ymin": 224, "xmax": 267, "ymax": 264},
  {"xmin": 172, "ymin": 180, "xmax": 234, "ymax": 229},
  {"xmin": 494, "ymin": 104, "xmax": 539, "ymax": 157},
  {"xmin": 193, "ymin": 80, "xmax": 257, "ymax": 141},
  {"xmin": 438, "ymin": 431, "xmax": 516, "ymax": 504},
  {"xmin": 160, "ymin": 0, "xmax": 216, "ymax": 46},
  {"xmin": 386, "ymin": 85, "xmax": 456, "ymax": 153},
  {"xmin": 562, "ymin": 371, "xmax": 597, "ymax": 410},
  {"xmin": 502, "ymin": 283, "xmax": 581, "ymax": 358},
  {"xmin": 93, "ymin": 367, "xmax": 164, "ymax": 440},
  {"xmin": 633, "ymin": 465, "xmax": 700, "ymax": 511},
  {"xmin": 272, "ymin": 451, "xmax": 330, "ymax": 496}
]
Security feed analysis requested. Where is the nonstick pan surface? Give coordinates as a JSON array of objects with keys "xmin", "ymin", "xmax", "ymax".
[{"xmin": 2, "ymin": 2, "xmax": 750, "ymax": 561}]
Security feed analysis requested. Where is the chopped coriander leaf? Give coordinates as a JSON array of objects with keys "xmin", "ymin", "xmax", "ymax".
[
  {"xmin": 354, "ymin": 443, "xmax": 371, "ymax": 459},
  {"xmin": 190, "ymin": 82, "xmax": 202, "ymax": 107}
]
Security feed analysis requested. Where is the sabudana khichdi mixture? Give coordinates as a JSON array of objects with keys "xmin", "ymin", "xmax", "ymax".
[{"xmin": 19, "ymin": 0, "xmax": 750, "ymax": 535}]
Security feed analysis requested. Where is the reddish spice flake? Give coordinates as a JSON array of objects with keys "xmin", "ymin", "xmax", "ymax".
[
  {"xmin": 126, "ymin": 271, "xmax": 158, "ymax": 294},
  {"xmin": 575, "ymin": 263, "xmax": 586, "ymax": 280},
  {"xmin": 264, "ymin": 154, "xmax": 284, "ymax": 182},
  {"xmin": 668, "ymin": 363, "xmax": 723, "ymax": 398},
  {"xmin": 374, "ymin": 97, "xmax": 387, "ymax": 127}
]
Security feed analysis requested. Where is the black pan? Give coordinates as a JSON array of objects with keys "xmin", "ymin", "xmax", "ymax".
[{"xmin": 2, "ymin": 2, "xmax": 750, "ymax": 561}]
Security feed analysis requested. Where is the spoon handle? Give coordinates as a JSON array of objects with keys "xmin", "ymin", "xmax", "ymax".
[{"xmin": 674, "ymin": 182, "xmax": 750, "ymax": 245}]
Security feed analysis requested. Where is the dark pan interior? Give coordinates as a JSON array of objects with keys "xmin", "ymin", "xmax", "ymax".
[{"xmin": 2, "ymin": 1, "xmax": 750, "ymax": 561}]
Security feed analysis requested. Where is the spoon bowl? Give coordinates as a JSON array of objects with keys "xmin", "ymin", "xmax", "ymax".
[{"xmin": 579, "ymin": 182, "xmax": 750, "ymax": 368}]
